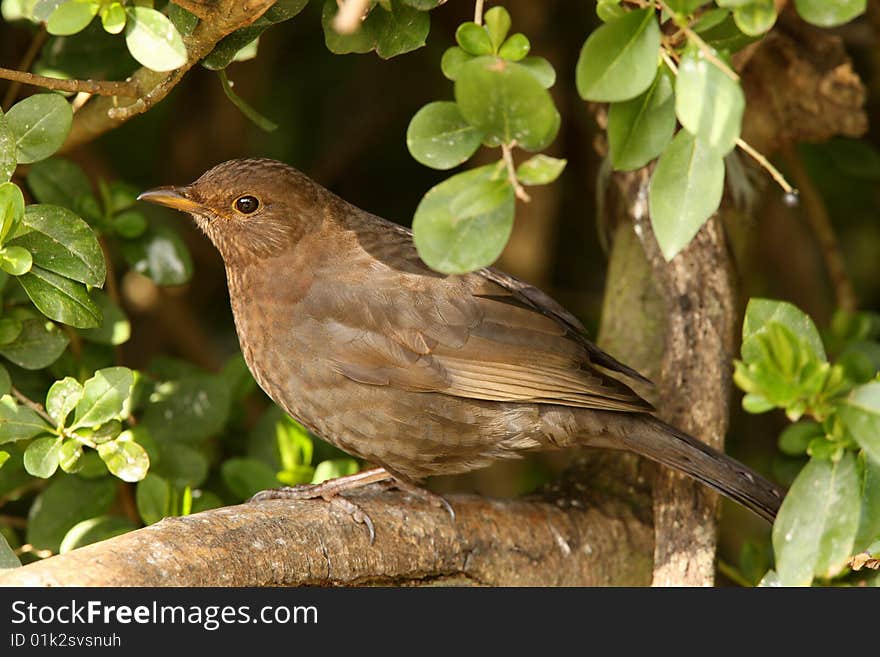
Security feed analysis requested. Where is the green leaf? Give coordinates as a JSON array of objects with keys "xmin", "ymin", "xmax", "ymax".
[
  {"xmin": 136, "ymin": 473, "xmax": 170, "ymax": 525},
  {"xmin": 455, "ymin": 56, "xmax": 560, "ymax": 151},
  {"xmin": 413, "ymin": 164, "xmax": 515, "ymax": 275},
  {"xmin": 607, "ymin": 66, "xmax": 675, "ymax": 171},
  {"xmin": 0, "ymin": 318, "xmax": 68, "ymax": 369},
  {"xmin": 0, "ymin": 181, "xmax": 25, "ymax": 244},
  {"xmin": 741, "ymin": 298, "xmax": 826, "ymax": 364},
  {"xmin": 778, "ymin": 420, "xmax": 823, "ymax": 456},
  {"xmin": 0, "ymin": 110, "xmax": 16, "ymax": 183},
  {"xmin": 59, "ymin": 514, "xmax": 134, "ymax": 553},
  {"xmin": 692, "ymin": 7, "xmax": 731, "ymax": 32},
  {"xmin": 222, "ymin": 457, "xmax": 279, "ymax": 500},
  {"xmin": 26, "ymin": 474, "xmax": 115, "ymax": 551},
  {"xmin": 666, "ymin": 0, "xmax": 710, "ymax": 12},
  {"xmin": 78, "ymin": 291, "xmax": 130, "ymax": 346},
  {"xmin": 26, "ymin": 157, "xmax": 93, "ymax": 209},
  {"xmin": 596, "ymin": 0, "xmax": 627, "ymax": 22},
  {"xmin": 855, "ymin": 454, "xmax": 880, "ymax": 553},
  {"xmin": 772, "ymin": 453, "xmax": 860, "ymax": 585},
  {"xmin": 0, "ymin": 364, "xmax": 9, "ymax": 397},
  {"xmin": 516, "ymin": 154, "xmax": 566, "ymax": 186},
  {"xmin": 141, "ymin": 374, "xmax": 231, "ymax": 444},
  {"xmin": 0, "ymin": 394, "xmax": 50, "ymax": 444},
  {"xmin": 202, "ymin": 0, "xmax": 307, "ymax": 70},
  {"xmin": 484, "ymin": 6, "xmax": 511, "ymax": 51},
  {"xmin": 322, "ymin": 0, "xmax": 430, "ymax": 59},
  {"xmin": 18, "ymin": 265, "xmax": 101, "ymax": 328},
  {"xmin": 6, "ymin": 93, "xmax": 72, "ymax": 164},
  {"xmin": 675, "ymin": 48, "xmax": 744, "ymax": 155},
  {"xmin": 794, "ymin": 0, "xmax": 865, "ymax": 27},
  {"xmin": 406, "ymin": 101, "xmax": 484, "ymax": 170},
  {"xmin": 840, "ymin": 382, "xmax": 880, "ymax": 463},
  {"xmin": 312, "ymin": 458, "xmax": 359, "ymax": 484},
  {"xmin": 0, "ymin": 318, "xmax": 21, "ymax": 346},
  {"xmin": 576, "ymin": 8, "xmax": 661, "ymax": 102},
  {"xmin": 71, "ymin": 366, "xmax": 133, "ymax": 429},
  {"xmin": 97, "ymin": 431, "xmax": 149, "ymax": 482},
  {"xmin": 218, "ymin": 69, "xmax": 278, "ymax": 132},
  {"xmin": 47, "ymin": 0, "xmax": 98, "ymax": 35},
  {"xmin": 58, "ymin": 437, "xmax": 82, "ymax": 473},
  {"xmin": 119, "ymin": 226, "xmax": 193, "ymax": 286},
  {"xmin": 0, "ymin": 245, "xmax": 31, "ymax": 276},
  {"xmin": 8, "ymin": 204, "xmax": 105, "ymax": 286},
  {"xmin": 697, "ymin": 13, "xmax": 760, "ymax": 52},
  {"xmin": 23, "ymin": 435, "xmax": 62, "ymax": 478},
  {"xmin": 0, "ymin": 529, "xmax": 20, "ymax": 569},
  {"xmin": 498, "ymin": 33, "xmax": 529, "ymax": 61},
  {"xmin": 440, "ymin": 46, "xmax": 473, "ymax": 80},
  {"xmin": 518, "ymin": 56, "xmax": 556, "ymax": 89},
  {"xmin": 733, "ymin": 0, "xmax": 777, "ymax": 35},
  {"xmin": 124, "ymin": 6, "xmax": 187, "ymax": 72},
  {"xmin": 151, "ymin": 441, "xmax": 208, "ymax": 488},
  {"xmin": 111, "ymin": 210, "xmax": 147, "ymax": 239},
  {"xmin": 648, "ymin": 130, "xmax": 724, "ymax": 261},
  {"xmin": 220, "ymin": 352, "xmax": 256, "ymax": 401},
  {"xmin": 456, "ymin": 22, "xmax": 493, "ymax": 56},
  {"xmin": 46, "ymin": 376, "xmax": 83, "ymax": 427},
  {"xmin": 742, "ymin": 392, "xmax": 774, "ymax": 414},
  {"xmin": 99, "ymin": 1, "xmax": 125, "ymax": 34}
]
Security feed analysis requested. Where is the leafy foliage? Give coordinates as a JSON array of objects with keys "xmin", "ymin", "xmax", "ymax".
[
  {"xmin": 408, "ymin": 6, "xmax": 565, "ymax": 274},
  {"xmin": 734, "ymin": 299, "xmax": 880, "ymax": 586}
]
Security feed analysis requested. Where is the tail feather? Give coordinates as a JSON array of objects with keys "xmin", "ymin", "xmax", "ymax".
[{"xmin": 614, "ymin": 415, "xmax": 785, "ymax": 523}]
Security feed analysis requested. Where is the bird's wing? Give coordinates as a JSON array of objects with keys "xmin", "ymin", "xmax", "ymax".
[{"xmin": 307, "ymin": 216, "xmax": 652, "ymax": 413}]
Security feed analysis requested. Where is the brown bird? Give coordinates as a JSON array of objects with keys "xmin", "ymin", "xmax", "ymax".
[{"xmin": 139, "ymin": 158, "xmax": 784, "ymax": 538}]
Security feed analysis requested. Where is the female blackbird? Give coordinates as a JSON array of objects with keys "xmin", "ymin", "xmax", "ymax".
[{"xmin": 140, "ymin": 158, "xmax": 783, "ymax": 537}]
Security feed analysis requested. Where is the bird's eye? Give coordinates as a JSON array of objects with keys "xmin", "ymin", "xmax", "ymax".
[{"xmin": 233, "ymin": 195, "xmax": 260, "ymax": 215}]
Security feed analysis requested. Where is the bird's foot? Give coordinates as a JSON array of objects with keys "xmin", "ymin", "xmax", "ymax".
[
  {"xmin": 249, "ymin": 467, "xmax": 393, "ymax": 543},
  {"xmin": 249, "ymin": 467, "xmax": 456, "ymax": 542},
  {"xmin": 378, "ymin": 478, "xmax": 456, "ymax": 522}
]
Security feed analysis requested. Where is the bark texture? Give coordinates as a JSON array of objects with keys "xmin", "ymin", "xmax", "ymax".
[{"xmin": 0, "ymin": 456, "xmax": 653, "ymax": 587}]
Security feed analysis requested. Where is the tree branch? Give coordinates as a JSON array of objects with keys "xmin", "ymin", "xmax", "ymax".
[
  {"xmin": 0, "ymin": 456, "xmax": 654, "ymax": 586},
  {"xmin": 61, "ymin": 0, "xmax": 277, "ymax": 153},
  {"xmin": 0, "ymin": 66, "xmax": 139, "ymax": 98}
]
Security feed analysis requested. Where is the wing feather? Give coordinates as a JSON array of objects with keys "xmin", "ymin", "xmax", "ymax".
[{"xmin": 308, "ymin": 218, "xmax": 652, "ymax": 413}]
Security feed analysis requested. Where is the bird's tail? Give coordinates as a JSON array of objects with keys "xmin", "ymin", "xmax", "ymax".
[{"xmin": 608, "ymin": 414, "xmax": 785, "ymax": 523}]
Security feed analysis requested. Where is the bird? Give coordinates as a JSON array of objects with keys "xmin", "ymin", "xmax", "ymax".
[{"xmin": 139, "ymin": 157, "xmax": 784, "ymax": 539}]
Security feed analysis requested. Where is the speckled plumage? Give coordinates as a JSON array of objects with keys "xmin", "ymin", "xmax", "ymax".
[{"xmin": 140, "ymin": 158, "xmax": 784, "ymax": 521}]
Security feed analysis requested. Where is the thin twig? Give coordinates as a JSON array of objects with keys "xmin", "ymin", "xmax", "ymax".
[
  {"xmin": 0, "ymin": 479, "xmax": 46, "ymax": 509},
  {"xmin": 657, "ymin": 0, "xmax": 739, "ymax": 81},
  {"xmin": 0, "ymin": 514, "xmax": 27, "ymax": 529},
  {"xmin": 501, "ymin": 143, "xmax": 530, "ymax": 202},
  {"xmin": 474, "ymin": 0, "xmax": 485, "ymax": 24},
  {"xmin": 0, "ymin": 67, "xmax": 139, "ymax": 97},
  {"xmin": 736, "ymin": 138, "xmax": 794, "ymax": 194},
  {"xmin": 661, "ymin": 47, "xmax": 796, "ymax": 195},
  {"xmin": 332, "ymin": 0, "xmax": 371, "ymax": 35},
  {"xmin": 2, "ymin": 27, "xmax": 48, "ymax": 110},
  {"xmin": 10, "ymin": 387, "xmax": 54, "ymax": 426},
  {"xmin": 781, "ymin": 146, "xmax": 858, "ymax": 313}
]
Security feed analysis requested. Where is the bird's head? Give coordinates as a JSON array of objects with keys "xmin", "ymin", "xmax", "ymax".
[{"xmin": 138, "ymin": 158, "xmax": 321, "ymax": 261}]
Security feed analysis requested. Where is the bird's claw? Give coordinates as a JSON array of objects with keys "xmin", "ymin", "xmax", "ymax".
[{"xmin": 250, "ymin": 484, "xmax": 377, "ymax": 544}]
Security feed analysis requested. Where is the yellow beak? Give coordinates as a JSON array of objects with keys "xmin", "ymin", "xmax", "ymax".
[{"xmin": 137, "ymin": 186, "xmax": 203, "ymax": 213}]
